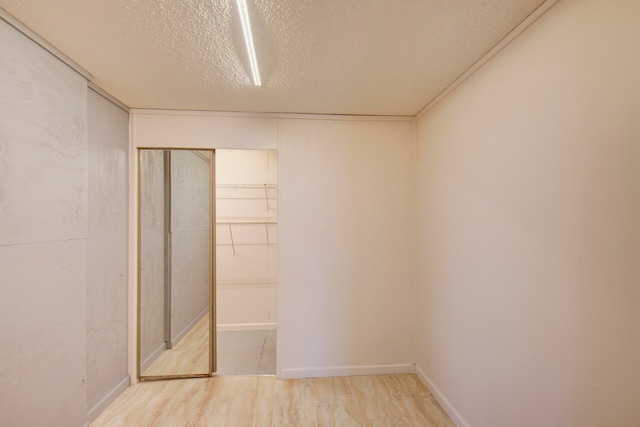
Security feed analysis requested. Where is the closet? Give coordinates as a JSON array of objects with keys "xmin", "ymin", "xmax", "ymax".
[{"xmin": 215, "ymin": 149, "xmax": 278, "ymax": 375}]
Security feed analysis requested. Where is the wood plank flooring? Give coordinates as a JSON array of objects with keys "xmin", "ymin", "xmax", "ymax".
[{"xmin": 91, "ymin": 373, "xmax": 455, "ymax": 426}]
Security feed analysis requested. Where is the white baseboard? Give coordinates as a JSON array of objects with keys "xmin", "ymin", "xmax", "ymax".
[
  {"xmin": 217, "ymin": 322, "xmax": 277, "ymax": 332},
  {"xmin": 86, "ymin": 376, "xmax": 131, "ymax": 424},
  {"xmin": 415, "ymin": 365, "xmax": 470, "ymax": 427},
  {"xmin": 279, "ymin": 363, "xmax": 415, "ymax": 379}
]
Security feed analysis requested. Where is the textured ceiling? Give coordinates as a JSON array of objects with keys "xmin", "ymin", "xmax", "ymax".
[{"xmin": 0, "ymin": 0, "xmax": 546, "ymax": 115}]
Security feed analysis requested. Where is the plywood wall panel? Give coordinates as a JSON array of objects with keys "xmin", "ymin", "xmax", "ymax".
[
  {"xmin": 86, "ymin": 89, "xmax": 129, "ymax": 416},
  {"xmin": 0, "ymin": 17, "xmax": 92, "ymax": 426},
  {"xmin": 0, "ymin": 19, "xmax": 87, "ymax": 246},
  {"xmin": 0, "ymin": 240, "xmax": 87, "ymax": 427}
]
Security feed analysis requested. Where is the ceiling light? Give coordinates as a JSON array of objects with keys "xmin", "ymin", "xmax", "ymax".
[{"xmin": 236, "ymin": 0, "xmax": 261, "ymax": 86}]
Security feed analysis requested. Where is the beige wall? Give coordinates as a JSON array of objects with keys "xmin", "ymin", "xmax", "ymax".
[{"xmin": 414, "ymin": 0, "xmax": 640, "ymax": 425}]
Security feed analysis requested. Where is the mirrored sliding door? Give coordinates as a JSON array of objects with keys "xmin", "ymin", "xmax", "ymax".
[{"xmin": 138, "ymin": 149, "xmax": 215, "ymax": 380}]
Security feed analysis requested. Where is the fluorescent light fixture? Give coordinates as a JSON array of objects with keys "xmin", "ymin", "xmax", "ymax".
[{"xmin": 236, "ymin": 0, "xmax": 261, "ymax": 86}]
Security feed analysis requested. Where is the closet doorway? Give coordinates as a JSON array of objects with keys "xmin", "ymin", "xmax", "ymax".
[{"xmin": 215, "ymin": 149, "xmax": 278, "ymax": 375}]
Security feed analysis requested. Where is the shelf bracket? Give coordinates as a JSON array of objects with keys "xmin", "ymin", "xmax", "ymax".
[
  {"xmin": 265, "ymin": 223, "xmax": 270, "ymax": 247},
  {"xmin": 264, "ymin": 184, "xmax": 270, "ymax": 211},
  {"xmin": 228, "ymin": 223, "xmax": 236, "ymax": 255}
]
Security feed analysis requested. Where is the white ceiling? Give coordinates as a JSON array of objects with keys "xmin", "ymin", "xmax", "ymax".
[{"xmin": 0, "ymin": 0, "xmax": 546, "ymax": 116}]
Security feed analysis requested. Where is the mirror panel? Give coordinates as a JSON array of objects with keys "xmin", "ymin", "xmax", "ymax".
[{"xmin": 138, "ymin": 149, "xmax": 214, "ymax": 379}]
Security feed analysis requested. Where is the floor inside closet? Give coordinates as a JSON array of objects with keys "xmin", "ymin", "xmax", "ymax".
[
  {"xmin": 90, "ymin": 373, "xmax": 455, "ymax": 426},
  {"xmin": 217, "ymin": 329, "xmax": 277, "ymax": 375}
]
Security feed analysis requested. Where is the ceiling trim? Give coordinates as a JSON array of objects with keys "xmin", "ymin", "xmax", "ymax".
[
  {"xmin": 415, "ymin": 0, "xmax": 561, "ymax": 120},
  {"xmin": 88, "ymin": 82, "xmax": 130, "ymax": 112},
  {"xmin": 130, "ymin": 108, "xmax": 414, "ymax": 122},
  {"xmin": 0, "ymin": 7, "xmax": 92, "ymax": 81}
]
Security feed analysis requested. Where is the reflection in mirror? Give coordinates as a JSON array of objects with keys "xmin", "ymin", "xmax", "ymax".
[{"xmin": 138, "ymin": 149, "xmax": 214, "ymax": 379}]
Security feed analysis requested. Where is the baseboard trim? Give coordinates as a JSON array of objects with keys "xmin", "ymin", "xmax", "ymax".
[
  {"xmin": 279, "ymin": 363, "xmax": 415, "ymax": 379},
  {"xmin": 217, "ymin": 322, "xmax": 277, "ymax": 332},
  {"xmin": 415, "ymin": 365, "xmax": 470, "ymax": 427},
  {"xmin": 86, "ymin": 376, "xmax": 131, "ymax": 423}
]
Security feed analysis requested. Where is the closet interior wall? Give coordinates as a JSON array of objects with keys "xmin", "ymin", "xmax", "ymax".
[{"xmin": 216, "ymin": 150, "xmax": 278, "ymax": 331}]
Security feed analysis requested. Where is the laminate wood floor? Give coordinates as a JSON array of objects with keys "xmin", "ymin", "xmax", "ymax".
[{"xmin": 90, "ymin": 373, "xmax": 455, "ymax": 427}]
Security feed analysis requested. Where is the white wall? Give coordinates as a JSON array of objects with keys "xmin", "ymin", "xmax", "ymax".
[
  {"xmin": 131, "ymin": 113, "xmax": 415, "ymax": 379},
  {"xmin": 414, "ymin": 0, "xmax": 640, "ymax": 426},
  {"xmin": 278, "ymin": 118, "xmax": 414, "ymax": 378},
  {"xmin": 216, "ymin": 149, "xmax": 278, "ymax": 330},
  {"xmin": 132, "ymin": 111, "xmax": 278, "ymax": 150}
]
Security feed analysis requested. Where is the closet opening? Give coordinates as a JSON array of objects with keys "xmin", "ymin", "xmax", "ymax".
[{"xmin": 215, "ymin": 149, "xmax": 278, "ymax": 375}]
